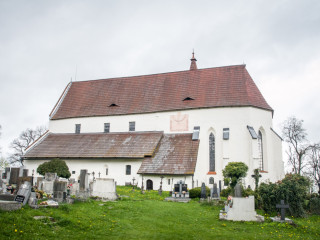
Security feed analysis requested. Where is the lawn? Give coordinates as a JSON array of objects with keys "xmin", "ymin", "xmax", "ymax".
[{"xmin": 0, "ymin": 186, "xmax": 319, "ymax": 239}]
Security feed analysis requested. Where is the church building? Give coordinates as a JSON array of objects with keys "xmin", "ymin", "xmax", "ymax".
[{"xmin": 24, "ymin": 53, "xmax": 284, "ymax": 191}]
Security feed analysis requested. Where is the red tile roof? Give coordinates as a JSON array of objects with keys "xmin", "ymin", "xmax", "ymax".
[
  {"xmin": 138, "ymin": 134, "xmax": 199, "ymax": 175},
  {"xmin": 51, "ymin": 65, "xmax": 272, "ymax": 120},
  {"xmin": 24, "ymin": 132, "xmax": 163, "ymax": 159}
]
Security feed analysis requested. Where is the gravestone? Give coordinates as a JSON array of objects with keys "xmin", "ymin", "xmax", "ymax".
[
  {"xmin": 91, "ymin": 178, "xmax": 117, "ymax": 200},
  {"xmin": 28, "ymin": 192, "xmax": 37, "ymax": 206},
  {"xmin": 201, "ymin": 183, "xmax": 207, "ymax": 199},
  {"xmin": 36, "ymin": 177, "xmax": 44, "ymax": 187},
  {"xmin": 77, "ymin": 169, "xmax": 90, "ymax": 199},
  {"xmin": 212, "ymin": 183, "xmax": 219, "ymax": 199},
  {"xmin": 39, "ymin": 173, "xmax": 57, "ymax": 194},
  {"xmin": 14, "ymin": 181, "xmax": 31, "ymax": 205},
  {"xmin": 80, "ymin": 169, "xmax": 89, "ymax": 191},
  {"xmin": 166, "ymin": 180, "xmax": 190, "ymax": 202},
  {"xmin": 219, "ymin": 196, "xmax": 264, "ymax": 222},
  {"xmin": 45, "ymin": 173, "xmax": 57, "ymax": 181},
  {"xmin": 23, "ymin": 169, "xmax": 29, "ymax": 177},
  {"xmin": 17, "ymin": 177, "xmax": 32, "ymax": 191},
  {"xmin": 276, "ymin": 200, "xmax": 289, "ymax": 221},
  {"xmin": 53, "ymin": 180, "xmax": 67, "ymax": 203},
  {"xmin": 234, "ymin": 183, "xmax": 242, "ymax": 197},
  {"xmin": 9, "ymin": 168, "xmax": 20, "ymax": 184},
  {"xmin": 172, "ymin": 180, "xmax": 189, "ymax": 198}
]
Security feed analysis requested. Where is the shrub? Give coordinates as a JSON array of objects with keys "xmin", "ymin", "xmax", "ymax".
[
  {"xmin": 222, "ymin": 162, "xmax": 248, "ymax": 190},
  {"xmin": 220, "ymin": 187, "xmax": 232, "ymax": 198},
  {"xmin": 242, "ymin": 187, "xmax": 255, "ymax": 197},
  {"xmin": 37, "ymin": 158, "xmax": 71, "ymax": 179},
  {"xmin": 310, "ymin": 197, "xmax": 320, "ymax": 215},
  {"xmin": 189, "ymin": 186, "xmax": 210, "ymax": 198},
  {"xmin": 257, "ymin": 174, "xmax": 310, "ymax": 217}
]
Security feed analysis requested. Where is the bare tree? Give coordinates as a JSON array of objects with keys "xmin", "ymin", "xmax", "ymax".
[
  {"xmin": 282, "ymin": 116, "xmax": 311, "ymax": 175},
  {"xmin": 308, "ymin": 144, "xmax": 320, "ymax": 194},
  {"xmin": 9, "ymin": 126, "xmax": 47, "ymax": 166}
]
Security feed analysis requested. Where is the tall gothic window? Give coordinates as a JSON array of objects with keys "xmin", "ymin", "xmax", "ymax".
[
  {"xmin": 258, "ymin": 131, "xmax": 264, "ymax": 170},
  {"xmin": 209, "ymin": 133, "xmax": 215, "ymax": 171}
]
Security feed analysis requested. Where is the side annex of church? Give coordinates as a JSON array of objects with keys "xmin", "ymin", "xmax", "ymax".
[{"xmin": 24, "ymin": 53, "xmax": 284, "ymax": 191}]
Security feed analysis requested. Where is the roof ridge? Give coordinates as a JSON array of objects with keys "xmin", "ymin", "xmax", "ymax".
[{"xmin": 73, "ymin": 64, "xmax": 247, "ymax": 83}]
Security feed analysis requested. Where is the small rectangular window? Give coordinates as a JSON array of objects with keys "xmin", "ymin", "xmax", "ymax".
[
  {"xmin": 126, "ymin": 165, "xmax": 131, "ymax": 175},
  {"xmin": 106, "ymin": 168, "xmax": 108, "ymax": 175},
  {"xmin": 72, "ymin": 171, "xmax": 76, "ymax": 174},
  {"xmin": 223, "ymin": 128, "xmax": 230, "ymax": 140},
  {"xmin": 75, "ymin": 124, "xmax": 81, "ymax": 134},
  {"xmin": 129, "ymin": 122, "xmax": 135, "ymax": 131},
  {"xmin": 104, "ymin": 123, "xmax": 110, "ymax": 133},
  {"xmin": 168, "ymin": 179, "xmax": 170, "ymax": 185},
  {"xmin": 192, "ymin": 126, "xmax": 200, "ymax": 140},
  {"xmin": 247, "ymin": 126, "xmax": 258, "ymax": 139}
]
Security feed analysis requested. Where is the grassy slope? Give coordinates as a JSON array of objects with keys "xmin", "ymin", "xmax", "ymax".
[{"xmin": 0, "ymin": 186, "xmax": 319, "ymax": 240}]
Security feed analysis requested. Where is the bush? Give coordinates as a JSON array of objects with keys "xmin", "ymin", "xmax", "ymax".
[
  {"xmin": 222, "ymin": 162, "xmax": 248, "ymax": 189},
  {"xmin": 310, "ymin": 197, "xmax": 320, "ymax": 215},
  {"xmin": 257, "ymin": 174, "xmax": 310, "ymax": 217},
  {"xmin": 242, "ymin": 187, "xmax": 255, "ymax": 197},
  {"xmin": 220, "ymin": 187, "xmax": 232, "ymax": 198},
  {"xmin": 189, "ymin": 186, "xmax": 210, "ymax": 198},
  {"xmin": 37, "ymin": 158, "xmax": 71, "ymax": 179}
]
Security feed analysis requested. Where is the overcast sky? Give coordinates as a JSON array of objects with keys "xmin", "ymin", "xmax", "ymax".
[{"xmin": 0, "ymin": 0, "xmax": 320, "ymax": 161}]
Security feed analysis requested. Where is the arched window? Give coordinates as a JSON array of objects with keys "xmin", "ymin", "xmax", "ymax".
[
  {"xmin": 209, "ymin": 133, "xmax": 215, "ymax": 171},
  {"xmin": 258, "ymin": 131, "xmax": 264, "ymax": 170}
]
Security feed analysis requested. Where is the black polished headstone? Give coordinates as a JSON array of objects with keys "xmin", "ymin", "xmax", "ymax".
[
  {"xmin": 182, "ymin": 184, "xmax": 187, "ymax": 192},
  {"xmin": 212, "ymin": 183, "xmax": 219, "ymax": 198},
  {"xmin": 174, "ymin": 184, "xmax": 179, "ymax": 193},
  {"xmin": 201, "ymin": 183, "xmax": 207, "ymax": 198}
]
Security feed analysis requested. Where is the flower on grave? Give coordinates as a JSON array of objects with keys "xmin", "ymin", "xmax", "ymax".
[{"xmin": 182, "ymin": 191, "xmax": 186, "ymax": 194}]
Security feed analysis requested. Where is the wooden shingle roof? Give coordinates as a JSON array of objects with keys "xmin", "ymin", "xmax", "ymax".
[
  {"xmin": 50, "ymin": 65, "xmax": 272, "ymax": 120},
  {"xmin": 138, "ymin": 134, "xmax": 199, "ymax": 175},
  {"xmin": 24, "ymin": 132, "xmax": 163, "ymax": 159}
]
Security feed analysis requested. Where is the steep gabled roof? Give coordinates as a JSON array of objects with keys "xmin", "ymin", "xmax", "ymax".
[
  {"xmin": 24, "ymin": 132, "xmax": 163, "ymax": 159},
  {"xmin": 51, "ymin": 65, "xmax": 272, "ymax": 120},
  {"xmin": 138, "ymin": 134, "xmax": 199, "ymax": 175}
]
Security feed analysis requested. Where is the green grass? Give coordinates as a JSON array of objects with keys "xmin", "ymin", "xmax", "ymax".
[{"xmin": 0, "ymin": 186, "xmax": 319, "ymax": 239}]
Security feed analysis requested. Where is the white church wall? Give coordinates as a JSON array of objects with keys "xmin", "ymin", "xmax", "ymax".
[
  {"xmin": 24, "ymin": 158, "xmax": 144, "ymax": 186},
  {"xmin": 45, "ymin": 106, "xmax": 283, "ymax": 189},
  {"xmin": 141, "ymin": 175, "xmax": 194, "ymax": 191}
]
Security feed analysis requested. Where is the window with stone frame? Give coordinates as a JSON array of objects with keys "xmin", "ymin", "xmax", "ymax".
[
  {"xmin": 209, "ymin": 133, "xmax": 215, "ymax": 171},
  {"xmin": 258, "ymin": 130, "xmax": 264, "ymax": 171},
  {"xmin": 126, "ymin": 165, "xmax": 131, "ymax": 175}
]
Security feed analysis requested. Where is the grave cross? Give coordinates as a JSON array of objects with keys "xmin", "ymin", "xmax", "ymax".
[
  {"xmin": 276, "ymin": 200, "xmax": 289, "ymax": 221},
  {"xmin": 132, "ymin": 177, "xmax": 135, "ymax": 190}
]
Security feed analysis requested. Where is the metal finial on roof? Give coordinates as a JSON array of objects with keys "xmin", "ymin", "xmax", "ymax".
[{"xmin": 190, "ymin": 50, "xmax": 197, "ymax": 70}]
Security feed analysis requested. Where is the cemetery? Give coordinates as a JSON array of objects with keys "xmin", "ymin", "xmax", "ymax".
[{"xmin": 0, "ymin": 164, "xmax": 319, "ymax": 239}]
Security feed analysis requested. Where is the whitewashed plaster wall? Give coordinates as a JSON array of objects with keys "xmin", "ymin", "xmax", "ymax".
[{"xmin": 27, "ymin": 106, "xmax": 285, "ymax": 190}]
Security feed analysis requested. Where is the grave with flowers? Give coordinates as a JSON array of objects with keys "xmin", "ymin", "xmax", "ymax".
[{"xmin": 219, "ymin": 183, "xmax": 264, "ymax": 222}]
